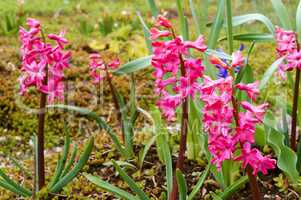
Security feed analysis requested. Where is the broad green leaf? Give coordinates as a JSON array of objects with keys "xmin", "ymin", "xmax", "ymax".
[
  {"xmin": 297, "ymin": 1, "xmax": 301, "ymax": 40},
  {"xmin": 189, "ymin": 0, "xmax": 201, "ymax": 35},
  {"xmin": 176, "ymin": 0, "xmax": 186, "ymax": 40},
  {"xmin": 254, "ymin": 125, "xmax": 266, "ymax": 147},
  {"xmin": 84, "ymin": 173, "xmax": 139, "ymax": 200},
  {"xmin": 176, "ymin": 170, "xmax": 187, "ymax": 200},
  {"xmin": 227, "ymin": 33, "xmax": 273, "ymax": 42},
  {"xmin": 259, "ymin": 57, "xmax": 285, "ymax": 90},
  {"xmin": 147, "ymin": 0, "xmax": 158, "ymax": 17},
  {"xmin": 219, "ymin": 176, "xmax": 248, "ymax": 199},
  {"xmin": 137, "ymin": 11, "xmax": 152, "ymax": 54},
  {"xmin": 187, "ymin": 164, "xmax": 211, "ymax": 200},
  {"xmin": 232, "ymin": 14, "xmax": 275, "ymax": 33},
  {"xmin": 271, "ymin": 0, "xmax": 292, "ymax": 30},
  {"xmin": 48, "ymin": 105, "xmax": 129, "ymax": 158},
  {"xmin": 267, "ymin": 128, "xmax": 299, "ymax": 183},
  {"xmin": 113, "ymin": 56, "xmax": 151, "ymax": 75},
  {"xmin": 112, "ymin": 160, "xmax": 150, "ymax": 200},
  {"xmin": 199, "ymin": 0, "xmax": 209, "ymax": 33},
  {"xmin": 50, "ymin": 137, "xmax": 94, "ymax": 193},
  {"xmin": 208, "ymin": 0, "xmax": 225, "ymax": 48}
]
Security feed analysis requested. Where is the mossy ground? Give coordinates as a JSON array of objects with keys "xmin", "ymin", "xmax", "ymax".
[{"xmin": 0, "ymin": 0, "xmax": 300, "ymax": 199}]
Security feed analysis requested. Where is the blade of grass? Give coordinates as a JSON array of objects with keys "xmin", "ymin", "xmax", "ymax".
[
  {"xmin": 187, "ymin": 164, "xmax": 211, "ymax": 200},
  {"xmin": 50, "ymin": 137, "xmax": 94, "ymax": 193},
  {"xmin": 84, "ymin": 173, "xmax": 139, "ymax": 200},
  {"xmin": 112, "ymin": 160, "xmax": 150, "ymax": 200},
  {"xmin": 176, "ymin": 170, "xmax": 187, "ymax": 200}
]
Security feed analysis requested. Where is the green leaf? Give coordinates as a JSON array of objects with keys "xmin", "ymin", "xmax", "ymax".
[
  {"xmin": 296, "ymin": 0, "xmax": 301, "ymax": 40},
  {"xmin": 113, "ymin": 56, "xmax": 151, "ymax": 75},
  {"xmin": 176, "ymin": 170, "xmax": 187, "ymax": 200},
  {"xmin": 0, "ymin": 178, "xmax": 30, "ymax": 197},
  {"xmin": 259, "ymin": 57, "xmax": 285, "ymax": 90},
  {"xmin": 9, "ymin": 157, "xmax": 32, "ymax": 178},
  {"xmin": 84, "ymin": 173, "xmax": 139, "ymax": 200},
  {"xmin": 48, "ymin": 105, "xmax": 129, "ymax": 158},
  {"xmin": 271, "ymin": 0, "xmax": 292, "ymax": 30},
  {"xmin": 147, "ymin": 0, "xmax": 159, "ymax": 17},
  {"xmin": 49, "ymin": 137, "xmax": 94, "ymax": 193},
  {"xmin": 187, "ymin": 164, "xmax": 211, "ymax": 200},
  {"xmin": 267, "ymin": 128, "xmax": 299, "ymax": 183},
  {"xmin": 232, "ymin": 14, "xmax": 275, "ymax": 33},
  {"xmin": 176, "ymin": 0, "xmax": 187, "ymax": 40},
  {"xmin": 150, "ymin": 107, "xmax": 167, "ymax": 163},
  {"xmin": 208, "ymin": 0, "xmax": 225, "ymax": 48},
  {"xmin": 228, "ymin": 33, "xmax": 273, "ymax": 42},
  {"xmin": 187, "ymin": 99, "xmax": 202, "ymax": 160},
  {"xmin": 189, "ymin": 0, "xmax": 201, "ymax": 35},
  {"xmin": 0, "ymin": 169, "xmax": 32, "ymax": 197},
  {"xmin": 255, "ymin": 125, "xmax": 266, "ymax": 147},
  {"xmin": 138, "ymin": 134, "xmax": 158, "ymax": 169},
  {"xmin": 219, "ymin": 176, "xmax": 248, "ymax": 199},
  {"xmin": 137, "ymin": 11, "xmax": 153, "ymax": 54},
  {"xmin": 60, "ymin": 144, "xmax": 78, "ymax": 178},
  {"xmin": 199, "ymin": 0, "xmax": 209, "ymax": 33},
  {"xmin": 49, "ymin": 133, "xmax": 71, "ymax": 188},
  {"xmin": 158, "ymin": 134, "xmax": 173, "ymax": 199},
  {"xmin": 220, "ymin": 33, "xmax": 273, "ymax": 42},
  {"xmin": 112, "ymin": 160, "xmax": 150, "ymax": 200}
]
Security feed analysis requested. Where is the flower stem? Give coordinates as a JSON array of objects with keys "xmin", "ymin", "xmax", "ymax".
[
  {"xmin": 291, "ymin": 41, "xmax": 300, "ymax": 151},
  {"xmin": 170, "ymin": 53, "xmax": 188, "ymax": 200},
  {"xmin": 36, "ymin": 28, "xmax": 47, "ymax": 192},
  {"xmin": 246, "ymin": 165, "xmax": 261, "ymax": 200}
]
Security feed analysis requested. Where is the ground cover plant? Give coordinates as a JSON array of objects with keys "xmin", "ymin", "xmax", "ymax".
[{"xmin": 1, "ymin": 0, "xmax": 301, "ymax": 199}]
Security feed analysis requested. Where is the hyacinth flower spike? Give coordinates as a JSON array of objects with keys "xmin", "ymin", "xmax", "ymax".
[
  {"xmin": 202, "ymin": 51, "xmax": 276, "ymax": 199},
  {"xmin": 19, "ymin": 18, "xmax": 71, "ymax": 192},
  {"xmin": 150, "ymin": 15, "xmax": 207, "ymax": 200},
  {"xmin": 88, "ymin": 54, "xmax": 125, "ymax": 141},
  {"xmin": 274, "ymin": 26, "xmax": 301, "ymax": 151}
]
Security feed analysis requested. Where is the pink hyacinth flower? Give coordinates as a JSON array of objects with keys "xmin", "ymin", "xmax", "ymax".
[
  {"xmin": 240, "ymin": 101, "xmax": 269, "ymax": 122},
  {"xmin": 48, "ymin": 31, "xmax": 68, "ymax": 49},
  {"xmin": 108, "ymin": 59, "xmax": 120, "ymax": 69},
  {"xmin": 156, "ymin": 15, "xmax": 172, "ymax": 28},
  {"xmin": 275, "ymin": 26, "xmax": 296, "ymax": 56},
  {"xmin": 236, "ymin": 81, "xmax": 259, "ymax": 101},
  {"xmin": 184, "ymin": 35, "xmax": 207, "ymax": 52},
  {"xmin": 26, "ymin": 18, "xmax": 40, "ymax": 28},
  {"xmin": 150, "ymin": 27, "xmax": 170, "ymax": 40},
  {"xmin": 231, "ymin": 51, "xmax": 244, "ymax": 68}
]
